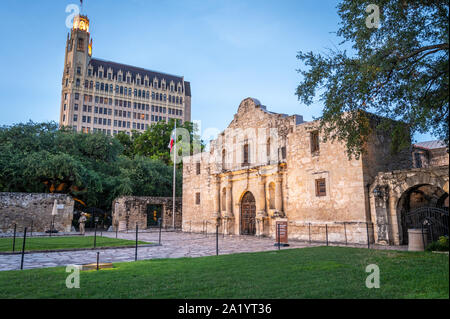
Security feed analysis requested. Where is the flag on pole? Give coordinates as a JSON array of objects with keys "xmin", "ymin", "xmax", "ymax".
[{"xmin": 168, "ymin": 129, "xmax": 176, "ymax": 152}]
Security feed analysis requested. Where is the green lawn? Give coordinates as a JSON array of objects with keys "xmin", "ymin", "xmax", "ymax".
[
  {"xmin": 0, "ymin": 236, "xmax": 149, "ymax": 253},
  {"xmin": 0, "ymin": 247, "xmax": 448, "ymax": 299}
]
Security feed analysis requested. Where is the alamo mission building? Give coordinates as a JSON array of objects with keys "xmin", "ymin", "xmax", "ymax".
[{"xmin": 182, "ymin": 98, "xmax": 449, "ymax": 245}]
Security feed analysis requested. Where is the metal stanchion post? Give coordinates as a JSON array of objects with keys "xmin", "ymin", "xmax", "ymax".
[
  {"xmin": 326, "ymin": 224, "xmax": 329, "ymax": 246},
  {"xmin": 366, "ymin": 222, "xmax": 370, "ymax": 249},
  {"xmin": 20, "ymin": 227, "xmax": 27, "ymax": 270},
  {"xmin": 94, "ymin": 222, "xmax": 97, "ymax": 248},
  {"xmin": 159, "ymin": 218, "xmax": 162, "ymax": 245},
  {"xmin": 278, "ymin": 224, "xmax": 281, "ymax": 251},
  {"xmin": 216, "ymin": 224, "xmax": 219, "ymax": 256},
  {"xmin": 96, "ymin": 252, "xmax": 100, "ymax": 271},
  {"xmin": 344, "ymin": 222, "xmax": 347, "ymax": 246},
  {"xmin": 308, "ymin": 223, "xmax": 311, "ymax": 245},
  {"xmin": 12, "ymin": 224, "xmax": 17, "ymax": 252},
  {"xmin": 135, "ymin": 223, "xmax": 139, "ymax": 261}
]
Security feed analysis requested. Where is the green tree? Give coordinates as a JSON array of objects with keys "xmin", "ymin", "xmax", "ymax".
[
  {"xmin": 133, "ymin": 119, "xmax": 203, "ymax": 164},
  {"xmin": 114, "ymin": 131, "xmax": 139, "ymax": 158},
  {"xmin": 0, "ymin": 122, "xmax": 182, "ymax": 211},
  {"xmin": 296, "ymin": 0, "xmax": 449, "ymax": 158}
]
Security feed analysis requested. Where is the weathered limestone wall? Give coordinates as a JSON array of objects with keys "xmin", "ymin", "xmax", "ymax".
[
  {"xmin": 284, "ymin": 123, "xmax": 371, "ymax": 243},
  {"xmin": 0, "ymin": 193, "xmax": 74, "ymax": 233},
  {"xmin": 112, "ymin": 196, "xmax": 182, "ymax": 230},
  {"xmin": 429, "ymin": 149, "xmax": 449, "ymax": 167}
]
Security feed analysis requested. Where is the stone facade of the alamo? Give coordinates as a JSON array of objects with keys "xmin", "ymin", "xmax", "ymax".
[{"xmin": 182, "ymin": 98, "xmax": 449, "ymax": 245}]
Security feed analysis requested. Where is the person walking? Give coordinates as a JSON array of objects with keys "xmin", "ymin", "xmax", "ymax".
[{"xmin": 78, "ymin": 213, "xmax": 87, "ymax": 235}]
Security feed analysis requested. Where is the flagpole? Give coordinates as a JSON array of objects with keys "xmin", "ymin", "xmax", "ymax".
[{"xmin": 172, "ymin": 120, "xmax": 177, "ymax": 229}]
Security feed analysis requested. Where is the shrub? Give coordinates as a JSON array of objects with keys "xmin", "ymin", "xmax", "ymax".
[{"xmin": 426, "ymin": 236, "xmax": 449, "ymax": 252}]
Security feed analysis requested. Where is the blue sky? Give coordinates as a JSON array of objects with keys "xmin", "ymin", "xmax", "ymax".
[{"xmin": 0, "ymin": 0, "xmax": 434, "ymax": 143}]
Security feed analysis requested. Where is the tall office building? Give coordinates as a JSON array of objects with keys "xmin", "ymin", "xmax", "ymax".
[{"xmin": 59, "ymin": 15, "xmax": 191, "ymax": 135}]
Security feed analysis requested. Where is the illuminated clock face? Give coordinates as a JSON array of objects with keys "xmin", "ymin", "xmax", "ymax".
[{"xmin": 79, "ymin": 20, "xmax": 86, "ymax": 31}]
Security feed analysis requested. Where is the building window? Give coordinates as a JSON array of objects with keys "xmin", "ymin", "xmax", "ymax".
[
  {"xmin": 315, "ymin": 178, "xmax": 327, "ymax": 197},
  {"xmin": 310, "ymin": 131, "xmax": 320, "ymax": 154},
  {"xmin": 414, "ymin": 152, "xmax": 423, "ymax": 168},
  {"xmin": 195, "ymin": 193, "xmax": 201, "ymax": 205},
  {"xmin": 77, "ymin": 38, "xmax": 84, "ymax": 51},
  {"xmin": 281, "ymin": 146, "xmax": 286, "ymax": 160},
  {"xmin": 222, "ymin": 149, "xmax": 226, "ymax": 170},
  {"xmin": 196, "ymin": 162, "xmax": 201, "ymax": 175},
  {"xmin": 243, "ymin": 142, "xmax": 249, "ymax": 165}
]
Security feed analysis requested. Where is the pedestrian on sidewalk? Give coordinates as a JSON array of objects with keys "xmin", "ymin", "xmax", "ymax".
[{"xmin": 78, "ymin": 213, "xmax": 87, "ymax": 235}]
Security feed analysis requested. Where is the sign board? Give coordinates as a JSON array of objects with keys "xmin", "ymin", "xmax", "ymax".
[
  {"xmin": 276, "ymin": 221, "xmax": 288, "ymax": 244},
  {"xmin": 57, "ymin": 204, "xmax": 65, "ymax": 210}
]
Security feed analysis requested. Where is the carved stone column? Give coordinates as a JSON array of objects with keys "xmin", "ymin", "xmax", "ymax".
[
  {"xmin": 388, "ymin": 188, "xmax": 400, "ymax": 245},
  {"xmin": 256, "ymin": 177, "xmax": 267, "ymax": 236},
  {"xmin": 223, "ymin": 177, "xmax": 234, "ymax": 235},
  {"xmin": 275, "ymin": 176, "xmax": 283, "ymax": 213}
]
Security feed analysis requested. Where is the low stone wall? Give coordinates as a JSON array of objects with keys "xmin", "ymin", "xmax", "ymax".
[
  {"xmin": 0, "ymin": 193, "xmax": 74, "ymax": 233},
  {"xmin": 112, "ymin": 196, "xmax": 182, "ymax": 230}
]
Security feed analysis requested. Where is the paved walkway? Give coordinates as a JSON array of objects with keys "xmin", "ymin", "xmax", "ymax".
[{"xmin": 0, "ymin": 231, "xmax": 406, "ymax": 271}]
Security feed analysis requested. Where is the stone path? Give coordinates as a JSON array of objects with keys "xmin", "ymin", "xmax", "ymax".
[{"xmin": 0, "ymin": 231, "xmax": 406, "ymax": 271}]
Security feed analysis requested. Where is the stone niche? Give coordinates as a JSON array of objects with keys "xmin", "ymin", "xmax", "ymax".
[
  {"xmin": 0, "ymin": 193, "xmax": 74, "ymax": 233},
  {"xmin": 112, "ymin": 196, "xmax": 182, "ymax": 231}
]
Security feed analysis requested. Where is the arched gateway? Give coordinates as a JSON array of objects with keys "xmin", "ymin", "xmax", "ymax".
[{"xmin": 240, "ymin": 192, "xmax": 256, "ymax": 235}]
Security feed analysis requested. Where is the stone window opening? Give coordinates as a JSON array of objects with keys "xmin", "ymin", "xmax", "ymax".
[
  {"xmin": 196, "ymin": 162, "xmax": 201, "ymax": 175},
  {"xmin": 315, "ymin": 178, "xmax": 327, "ymax": 197},
  {"xmin": 77, "ymin": 38, "xmax": 84, "ymax": 51},
  {"xmin": 195, "ymin": 192, "xmax": 201, "ymax": 205},
  {"xmin": 222, "ymin": 149, "xmax": 226, "ymax": 170},
  {"xmin": 243, "ymin": 140, "xmax": 249, "ymax": 166},
  {"xmin": 267, "ymin": 138, "xmax": 271, "ymax": 161},
  {"xmin": 280, "ymin": 146, "xmax": 286, "ymax": 160},
  {"xmin": 310, "ymin": 130, "xmax": 320, "ymax": 154}
]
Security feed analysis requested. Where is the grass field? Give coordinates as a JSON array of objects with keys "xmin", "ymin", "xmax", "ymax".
[
  {"xmin": 0, "ymin": 247, "xmax": 448, "ymax": 299},
  {"xmin": 0, "ymin": 236, "xmax": 150, "ymax": 252}
]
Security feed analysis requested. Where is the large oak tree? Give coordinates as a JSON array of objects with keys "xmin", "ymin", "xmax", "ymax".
[{"xmin": 296, "ymin": 0, "xmax": 448, "ymax": 158}]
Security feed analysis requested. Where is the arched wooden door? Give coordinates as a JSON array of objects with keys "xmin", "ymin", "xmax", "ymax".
[{"xmin": 241, "ymin": 192, "xmax": 256, "ymax": 235}]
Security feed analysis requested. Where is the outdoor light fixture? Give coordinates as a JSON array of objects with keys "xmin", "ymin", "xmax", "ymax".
[{"xmin": 373, "ymin": 187, "xmax": 384, "ymax": 199}]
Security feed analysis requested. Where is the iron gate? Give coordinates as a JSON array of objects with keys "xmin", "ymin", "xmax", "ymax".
[{"xmin": 402, "ymin": 207, "xmax": 449, "ymax": 244}]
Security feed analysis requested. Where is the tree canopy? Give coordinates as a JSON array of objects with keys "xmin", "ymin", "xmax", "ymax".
[
  {"xmin": 296, "ymin": 0, "xmax": 449, "ymax": 158},
  {"xmin": 0, "ymin": 122, "xmax": 184, "ymax": 210},
  {"xmin": 115, "ymin": 119, "xmax": 203, "ymax": 164}
]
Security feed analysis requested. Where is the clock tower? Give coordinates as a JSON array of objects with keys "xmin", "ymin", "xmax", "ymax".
[{"xmin": 60, "ymin": 14, "xmax": 92, "ymax": 127}]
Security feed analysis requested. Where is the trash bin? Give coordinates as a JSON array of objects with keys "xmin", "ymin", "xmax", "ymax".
[{"xmin": 408, "ymin": 229, "xmax": 428, "ymax": 251}]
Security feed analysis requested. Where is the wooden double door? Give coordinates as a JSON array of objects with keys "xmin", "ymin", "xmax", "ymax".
[{"xmin": 241, "ymin": 192, "xmax": 256, "ymax": 235}]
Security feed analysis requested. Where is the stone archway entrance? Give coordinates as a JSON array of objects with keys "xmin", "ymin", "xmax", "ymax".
[
  {"xmin": 370, "ymin": 166, "xmax": 449, "ymax": 245},
  {"xmin": 397, "ymin": 184, "xmax": 448, "ymax": 244},
  {"xmin": 241, "ymin": 192, "xmax": 256, "ymax": 235}
]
